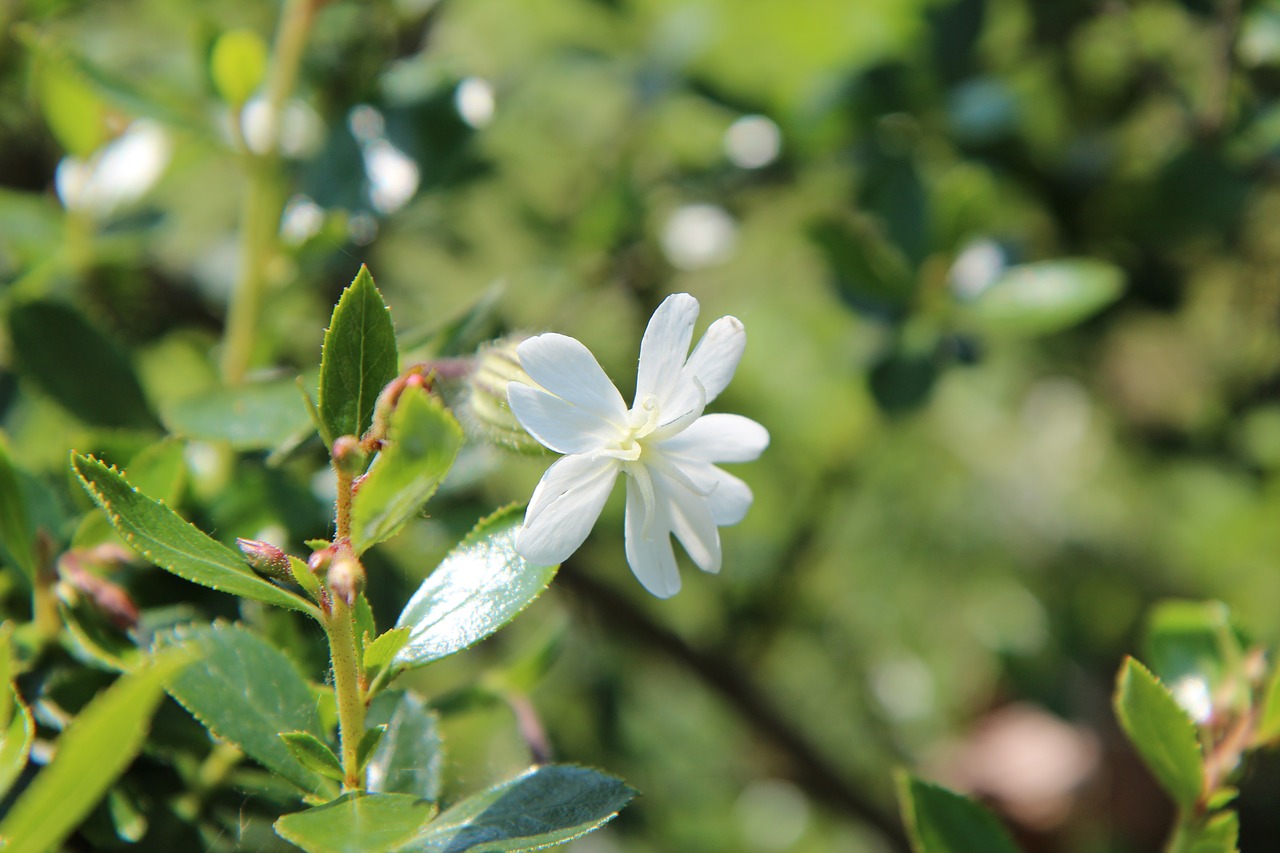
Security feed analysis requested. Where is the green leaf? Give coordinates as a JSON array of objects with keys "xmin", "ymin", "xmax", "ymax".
[
  {"xmin": 1113, "ymin": 657, "xmax": 1205, "ymax": 809},
  {"xmin": 402, "ymin": 764, "xmax": 635, "ymax": 852},
  {"xmin": 280, "ymin": 731, "xmax": 346, "ymax": 782},
  {"xmin": 959, "ymin": 259, "xmax": 1124, "ymax": 337},
  {"xmin": 274, "ymin": 792, "xmax": 437, "ymax": 853},
  {"xmin": 350, "ymin": 392, "xmax": 462, "ymax": 553},
  {"xmin": 290, "ymin": 555, "xmax": 323, "ymax": 602},
  {"xmin": 0, "ymin": 687, "xmax": 34, "ymax": 802},
  {"xmin": 162, "ymin": 376, "xmax": 314, "ymax": 450},
  {"xmin": 9, "ymin": 301, "xmax": 158, "ymax": 430},
  {"xmin": 0, "ymin": 651, "xmax": 191, "ymax": 853},
  {"xmin": 1185, "ymin": 810, "xmax": 1239, "ymax": 853},
  {"xmin": 356, "ymin": 725, "xmax": 387, "ymax": 771},
  {"xmin": 354, "ymin": 593, "xmax": 377, "ymax": 649},
  {"xmin": 0, "ymin": 435, "xmax": 35, "ymax": 582},
  {"xmin": 364, "ymin": 627, "xmax": 412, "ymax": 682},
  {"xmin": 318, "ymin": 265, "xmax": 399, "ymax": 442},
  {"xmin": 57, "ymin": 596, "xmax": 139, "ymax": 671},
  {"xmin": 210, "ymin": 28, "xmax": 268, "ymax": 106},
  {"xmin": 365, "ymin": 691, "xmax": 442, "ymax": 800},
  {"xmin": 72, "ymin": 454, "xmax": 318, "ymax": 618},
  {"xmin": 162, "ymin": 622, "xmax": 333, "ymax": 796},
  {"xmin": 393, "ymin": 507, "xmax": 558, "ymax": 671},
  {"xmin": 36, "ymin": 56, "xmax": 110, "ymax": 157},
  {"xmin": 125, "ymin": 437, "xmax": 189, "ymax": 505},
  {"xmin": 1258, "ymin": 661, "xmax": 1280, "ymax": 745},
  {"xmin": 895, "ymin": 773, "xmax": 1020, "ymax": 853}
]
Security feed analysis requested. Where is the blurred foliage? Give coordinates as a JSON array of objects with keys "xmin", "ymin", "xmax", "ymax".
[{"xmin": 3, "ymin": 0, "xmax": 1280, "ymax": 850}]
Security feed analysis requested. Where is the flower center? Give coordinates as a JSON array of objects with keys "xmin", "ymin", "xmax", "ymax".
[{"xmin": 609, "ymin": 394, "xmax": 662, "ymax": 461}]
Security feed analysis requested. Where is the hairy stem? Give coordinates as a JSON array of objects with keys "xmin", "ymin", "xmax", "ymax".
[{"xmin": 325, "ymin": 594, "xmax": 366, "ymax": 791}]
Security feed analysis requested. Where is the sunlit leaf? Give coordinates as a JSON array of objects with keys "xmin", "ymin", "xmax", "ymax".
[
  {"xmin": 959, "ymin": 259, "xmax": 1124, "ymax": 336},
  {"xmin": 363, "ymin": 627, "xmax": 411, "ymax": 683},
  {"xmin": 318, "ymin": 265, "xmax": 398, "ymax": 442},
  {"xmin": 162, "ymin": 622, "xmax": 334, "ymax": 796},
  {"xmin": 350, "ymin": 392, "xmax": 462, "ymax": 554},
  {"xmin": 274, "ymin": 792, "xmax": 437, "ymax": 853},
  {"xmin": 72, "ymin": 454, "xmax": 318, "ymax": 617},
  {"xmin": 0, "ymin": 651, "xmax": 191, "ymax": 853},
  {"xmin": 896, "ymin": 773, "xmax": 1019, "ymax": 853},
  {"xmin": 393, "ymin": 507, "xmax": 558, "ymax": 671},
  {"xmin": 211, "ymin": 28, "xmax": 268, "ymax": 107},
  {"xmin": 402, "ymin": 764, "xmax": 635, "ymax": 852},
  {"xmin": 36, "ymin": 57, "xmax": 110, "ymax": 157},
  {"xmin": 1114, "ymin": 657, "xmax": 1204, "ymax": 810}
]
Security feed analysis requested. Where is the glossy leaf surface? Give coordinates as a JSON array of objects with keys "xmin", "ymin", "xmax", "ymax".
[
  {"xmin": 402, "ymin": 764, "xmax": 635, "ymax": 852},
  {"xmin": 393, "ymin": 507, "xmax": 558, "ymax": 671}
]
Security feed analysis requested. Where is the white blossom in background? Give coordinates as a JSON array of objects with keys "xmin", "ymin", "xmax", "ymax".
[
  {"xmin": 507, "ymin": 293, "xmax": 769, "ymax": 597},
  {"xmin": 724, "ymin": 114, "xmax": 781, "ymax": 169},
  {"xmin": 455, "ymin": 77, "xmax": 495, "ymax": 128},
  {"xmin": 660, "ymin": 204, "xmax": 738, "ymax": 270},
  {"xmin": 55, "ymin": 119, "xmax": 171, "ymax": 217}
]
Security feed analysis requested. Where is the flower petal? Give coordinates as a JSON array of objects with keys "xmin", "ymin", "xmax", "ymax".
[
  {"xmin": 517, "ymin": 333, "xmax": 628, "ymax": 426},
  {"xmin": 508, "ymin": 383, "xmax": 619, "ymax": 454},
  {"xmin": 679, "ymin": 462, "xmax": 754, "ymax": 525},
  {"xmin": 624, "ymin": 474, "xmax": 681, "ymax": 598},
  {"xmin": 517, "ymin": 453, "xmax": 620, "ymax": 565},
  {"xmin": 635, "ymin": 293, "xmax": 698, "ymax": 405},
  {"xmin": 659, "ymin": 472, "xmax": 722, "ymax": 574},
  {"xmin": 657, "ymin": 413, "xmax": 769, "ymax": 463},
  {"xmin": 684, "ymin": 315, "xmax": 745, "ymax": 404}
]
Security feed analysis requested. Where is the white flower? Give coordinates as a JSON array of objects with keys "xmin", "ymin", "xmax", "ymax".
[{"xmin": 507, "ymin": 293, "xmax": 769, "ymax": 597}]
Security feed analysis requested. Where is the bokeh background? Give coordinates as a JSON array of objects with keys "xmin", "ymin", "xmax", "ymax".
[{"xmin": 4, "ymin": 0, "xmax": 1280, "ymax": 850}]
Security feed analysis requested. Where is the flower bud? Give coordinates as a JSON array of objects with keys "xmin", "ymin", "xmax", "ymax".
[
  {"xmin": 331, "ymin": 434, "xmax": 368, "ymax": 475},
  {"xmin": 326, "ymin": 552, "xmax": 365, "ymax": 607},
  {"xmin": 463, "ymin": 336, "xmax": 544, "ymax": 452},
  {"xmin": 237, "ymin": 538, "xmax": 292, "ymax": 582},
  {"xmin": 308, "ymin": 546, "xmax": 334, "ymax": 576},
  {"xmin": 368, "ymin": 367, "xmax": 435, "ymax": 441}
]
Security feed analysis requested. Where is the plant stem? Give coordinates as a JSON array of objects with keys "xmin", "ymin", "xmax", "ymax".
[
  {"xmin": 325, "ymin": 593, "xmax": 365, "ymax": 791},
  {"xmin": 220, "ymin": 0, "xmax": 317, "ymax": 384}
]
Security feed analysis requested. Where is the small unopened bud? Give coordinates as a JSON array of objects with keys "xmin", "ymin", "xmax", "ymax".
[
  {"xmin": 368, "ymin": 367, "xmax": 435, "ymax": 444},
  {"xmin": 308, "ymin": 546, "xmax": 334, "ymax": 576},
  {"xmin": 237, "ymin": 538, "xmax": 292, "ymax": 582},
  {"xmin": 464, "ymin": 336, "xmax": 543, "ymax": 452},
  {"xmin": 327, "ymin": 553, "xmax": 365, "ymax": 607},
  {"xmin": 331, "ymin": 435, "xmax": 367, "ymax": 475},
  {"xmin": 57, "ymin": 553, "xmax": 140, "ymax": 631}
]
